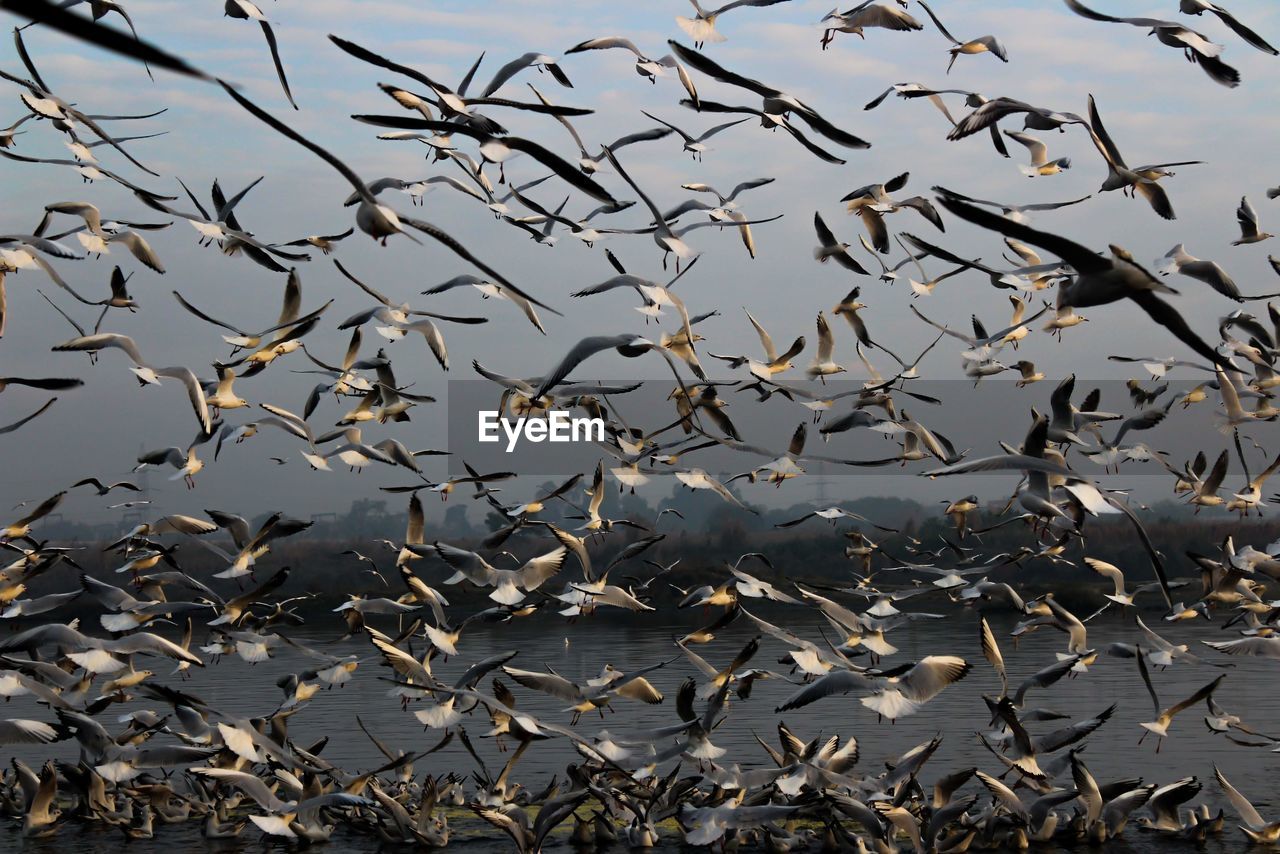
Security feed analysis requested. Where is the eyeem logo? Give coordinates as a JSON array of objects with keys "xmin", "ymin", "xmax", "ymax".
[{"xmin": 478, "ymin": 411, "xmax": 606, "ymax": 452}]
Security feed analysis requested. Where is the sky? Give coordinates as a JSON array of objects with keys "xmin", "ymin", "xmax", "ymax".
[{"xmin": 1, "ymin": 0, "xmax": 1279, "ymax": 523}]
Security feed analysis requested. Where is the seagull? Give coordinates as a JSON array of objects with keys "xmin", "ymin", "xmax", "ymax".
[
  {"xmin": 814, "ymin": 212, "xmax": 870, "ymax": 274},
  {"xmin": 222, "ymin": 2, "xmax": 296, "ymax": 108},
  {"xmin": 1155, "ymin": 244, "xmax": 1273, "ymax": 302},
  {"xmin": 639, "ymin": 110, "xmax": 747, "ymax": 159},
  {"xmin": 842, "ymin": 172, "xmax": 944, "ymax": 254},
  {"xmin": 1135, "ymin": 649, "xmax": 1225, "ymax": 749},
  {"xmin": 47, "ymin": 332, "xmax": 144, "ymax": 382},
  {"xmin": 432, "ymin": 542, "xmax": 568, "ymax": 606},
  {"xmin": 1214, "ymin": 765, "xmax": 1280, "ymax": 844},
  {"xmin": 276, "ymin": 228, "xmax": 355, "ymax": 255},
  {"xmin": 917, "ymin": 1, "xmax": 1009, "ymax": 72},
  {"xmin": 1179, "ymin": 1, "xmax": 1278, "ymax": 55},
  {"xmin": 668, "ymin": 40, "xmax": 871, "ymax": 151},
  {"xmin": 935, "ymin": 189, "xmax": 1233, "ymax": 369},
  {"xmin": 1004, "ymin": 131, "xmax": 1070, "ymax": 177},
  {"xmin": 820, "ymin": 2, "xmax": 923, "ymax": 49},
  {"xmin": 71, "ymin": 477, "xmax": 139, "ymax": 496},
  {"xmin": 603, "ymin": 147, "xmax": 779, "ymax": 270},
  {"xmin": 479, "ymin": 52, "xmax": 573, "ymax": 97},
  {"xmin": 564, "ymin": 36, "xmax": 700, "ymax": 98},
  {"xmin": 502, "ymin": 660, "xmax": 668, "ymax": 723},
  {"xmin": 807, "ymin": 313, "xmax": 846, "ymax": 380},
  {"xmin": 708, "ymin": 309, "xmax": 804, "ymax": 379},
  {"xmin": 1, "ymin": 491, "xmax": 64, "ymax": 540},
  {"xmin": 895, "ymin": 234, "xmax": 971, "ymax": 298},
  {"xmin": 423, "ymin": 274, "xmax": 545, "ymax": 335},
  {"xmin": 1086, "ymin": 95, "xmax": 1202, "ymax": 220},
  {"xmin": 220, "ymin": 81, "xmax": 559, "ymax": 320},
  {"xmin": 1084, "ymin": 558, "xmax": 1137, "ymax": 606},
  {"xmin": 675, "ymin": 0, "xmax": 793, "ymax": 47},
  {"xmin": 1232, "ymin": 196, "xmax": 1274, "ymax": 245},
  {"xmin": 776, "ymin": 655, "xmax": 971, "ymax": 718},
  {"xmin": 1064, "ymin": 0, "xmax": 1241, "ymax": 87}
]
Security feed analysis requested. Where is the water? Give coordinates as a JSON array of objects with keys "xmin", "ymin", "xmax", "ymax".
[{"xmin": 2, "ymin": 604, "xmax": 1272, "ymax": 851}]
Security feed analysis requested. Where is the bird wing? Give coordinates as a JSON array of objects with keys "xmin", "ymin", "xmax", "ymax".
[
  {"xmin": 1164, "ymin": 674, "xmax": 1225, "ymax": 717},
  {"xmin": 517, "ymin": 546, "xmax": 567, "ymax": 591},
  {"xmin": 218, "ymin": 80, "xmax": 367, "ymax": 202},
  {"xmin": 916, "ymin": 1, "xmax": 961, "ymax": 45},
  {"xmin": 1237, "ymin": 195, "xmax": 1260, "ymax": 238},
  {"xmin": 776, "ymin": 669, "xmax": 873, "ymax": 710},
  {"xmin": 934, "ymin": 189, "xmax": 1110, "ymax": 275},
  {"xmin": 433, "ymin": 542, "xmax": 495, "ymax": 585},
  {"xmin": 565, "ymin": 36, "xmax": 646, "ymax": 57},
  {"xmin": 1127, "ymin": 290, "xmax": 1232, "ymax": 370},
  {"xmin": 502, "ymin": 666, "xmax": 580, "ymax": 701},
  {"xmin": 1003, "ymin": 130, "xmax": 1047, "ymax": 165},
  {"xmin": 154, "ymin": 366, "xmax": 212, "ymax": 434},
  {"xmin": 667, "ymin": 38, "xmax": 780, "ymax": 99},
  {"xmin": 1201, "ymin": 4, "xmax": 1278, "ymax": 54},
  {"xmin": 979, "ymin": 617, "xmax": 1006, "ymax": 691},
  {"xmin": 900, "ymin": 655, "xmax": 970, "ymax": 701},
  {"xmin": 190, "ymin": 767, "xmax": 288, "ymax": 812},
  {"xmin": 1213, "ymin": 765, "xmax": 1269, "ymax": 829}
]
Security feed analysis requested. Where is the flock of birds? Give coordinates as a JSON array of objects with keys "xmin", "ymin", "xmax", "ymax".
[{"xmin": 4, "ymin": 0, "xmax": 1280, "ymax": 850}]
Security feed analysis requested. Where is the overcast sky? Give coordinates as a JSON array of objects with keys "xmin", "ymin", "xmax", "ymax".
[{"xmin": 2, "ymin": 0, "xmax": 1278, "ymax": 522}]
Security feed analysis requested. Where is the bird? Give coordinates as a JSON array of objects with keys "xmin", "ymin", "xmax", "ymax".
[
  {"xmin": 708, "ymin": 309, "xmax": 804, "ymax": 379},
  {"xmin": 0, "ymin": 5, "xmax": 1278, "ymax": 850},
  {"xmin": 1178, "ymin": 1, "xmax": 1278, "ymax": 55},
  {"xmin": 564, "ymin": 36, "xmax": 700, "ymax": 97},
  {"xmin": 639, "ymin": 110, "xmax": 747, "ymax": 159},
  {"xmin": 917, "ymin": 1, "xmax": 1009, "ymax": 72},
  {"xmin": 776, "ymin": 655, "xmax": 971, "ymax": 718},
  {"xmin": 2, "ymin": 491, "xmax": 65, "ymax": 540},
  {"xmin": 1232, "ymin": 196, "xmax": 1274, "ymax": 245},
  {"xmin": 674, "ymin": 0, "xmax": 794, "ymax": 47},
  {"xmin": 1214, "ymin": 765, "xmax": 1280, "ymax": 844},
  {"xmin": 820, "ymin": 3, "xmax": 923, "ymax": 49},
  {"xmin": 223, "ymin": 1, "xmax": 297, "ymax": 109},
  {"xmin": 935, "ymin": 189, "xmax": 1233, "ymax": 369},
  {"xmin": 1085, "ymin": 95, "xmax": 1202, "ymax": 220},
  {"xmin": 219, "ymin": 80, "xmax": 560, "ymax": 322},
  {"xmin": 807, "ymin": 313, "xmax": 846, "ymax": 380},
  {"xmin": 1064, "ymin": 0, "xmax": 1242, "ymax": 87},
  {"xmin": 813, "ymin": 212, "xmax": 870, "ymax": 274},
  {"xmin": 71, "ymin": 477, "xmax": 140, "ymax": 496},
  {"xmin": 667, "ymin": 39, "xmax": 871, "ymax": 152},
  {"xmin": 1003, "ymin": 130, "xmax": 1071, "ymax": 177},
  {"xmin": 1136, "ymin": 650, "xmax": 1225, "ymax": 749},
  {"xmin": 432, "ymin": 542, "xmax": 568, "ymax": 606}
]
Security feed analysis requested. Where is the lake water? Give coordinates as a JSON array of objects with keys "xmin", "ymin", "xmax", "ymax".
[{"xmin": 2, "ymin": 603, "xmax": 1274, "ymax": 851}]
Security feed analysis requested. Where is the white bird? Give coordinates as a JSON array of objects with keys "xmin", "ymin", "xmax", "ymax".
[
  {"xmin": 1179, "ymin": 1, "xmax": 1278, "ymax": 55},
  {"xmin": 223, "ymin": 0, "xmax": 297, "ymax": 109},
  {"xmin": 1233, "ymin": 196, "xmax": 1274, "ymax": 245},
  {"xmin": 1084, "ymin": 558, "xmax": 1135, "ymax": 606},
  {"xmin": 1135, "ymin": 650, "xmax": 1224, "ymax": 747},
  {"xmin": 807, "ymin": 313, "xmax": 845, "ymax": 380},
  {"xmin": 1003, "ymin": 131, "xmax": 1071, "ymax": 177},
  {"xmin": 1214, "ymin": 765, "xmax": 1280, "ymax": 844},
  {"xmin": 433, "ymin": 542, "xmax": 568, "ymax": 605},
  {"xmin": 821, "ymin": 3, "xmax": 923, "ymax": 49},
  {"xmin": 51, "ymin": 332, "xmax": 156, "ymax": 383},
  {"xmin": 675, "ymin": 0, "xmax": 793, "ymax": 47},
  {"xmin": 917, "ymin": 1, "xmax": 1009, "ymax": 72},
  {"xmin": 777, "ymin": 655, "xmax": 971, "ymax": 719},
  {"xmin": 219, "ymin": 82, "xmax": 559, "ymax": 319}
]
